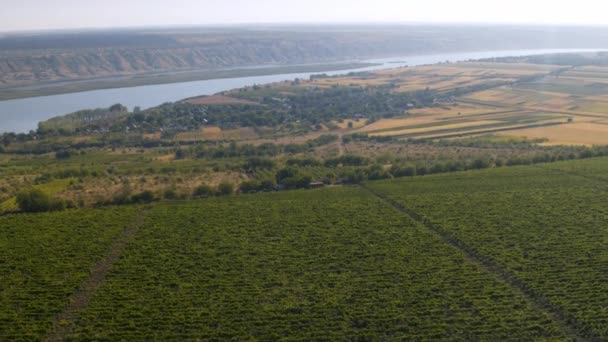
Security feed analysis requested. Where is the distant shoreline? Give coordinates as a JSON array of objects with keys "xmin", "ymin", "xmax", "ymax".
[{"xmin": 0, "ymin": 62, "xmax": 378, "ymax": 101}]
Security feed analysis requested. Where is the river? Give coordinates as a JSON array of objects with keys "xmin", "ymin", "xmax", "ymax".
[{"xmin": 0, "ymin": 49, "xmax": 600, "ymax": 133}]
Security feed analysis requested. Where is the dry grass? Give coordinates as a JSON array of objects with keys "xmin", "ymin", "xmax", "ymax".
[
  {"xmin": 249, "ymin": 130, "xmax": 329, "ymax": 145},
  {"xmin": 143, "ymin": 132, "xmax": 162, "ymax": 140},
  {"xmin": 371, "ymin": 120, "xmax": 501, "ymax": 137},
  {"xmin": 356, "ymin": 117, "xmax": 434, "ymax": 132},
  {"xmin": 498, "ymin": 122, "xmax": 608, "ymax": 146},
  {"xmin": 409, "ymin": 103, "xmax": 502, "ymax": 117},
  {"xmin": 175, "ymin": 126, "xmax": 258, "ymax": 142}
]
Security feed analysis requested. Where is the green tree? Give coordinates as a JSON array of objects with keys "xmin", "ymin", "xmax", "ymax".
[{"xmin": 17, "ymin": 189, "xmax": 55, "ymax": 213}]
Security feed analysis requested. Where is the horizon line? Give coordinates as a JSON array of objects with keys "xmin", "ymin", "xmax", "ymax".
[{"xmin": 3, "ymin": 21, "xmax": 608, "ymax": 35}]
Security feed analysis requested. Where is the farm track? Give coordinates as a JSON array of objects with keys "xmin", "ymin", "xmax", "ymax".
[
  {"xmin": 360, "ymin": 184, "xmax": 595, "ymax": 341},
  {"xmin": 45, "ymin": 207, "xmax": 150, "ymax": 342}
]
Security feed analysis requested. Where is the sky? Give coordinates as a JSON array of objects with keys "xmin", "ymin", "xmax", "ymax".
[{"xmin": 2, "ymin": 0, "xmax": 608, "ymax": 32}]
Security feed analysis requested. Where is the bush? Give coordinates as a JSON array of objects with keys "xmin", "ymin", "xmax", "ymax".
[
  {"xmin": 240, "ymin": 180, "xmax": 261, "ymax": 193},
  {"xmin": 282, "ymin": 174, "xmax": 312, "ymax": 189},
  {"xmin": 131, "ymin": 191, "xmax": 155, "ymax": 204},
  {"xmin": 16, "ymin": 189, "xmax": 65, "ymax": 213},
  {"xmin": 340, "ymin": 169, "xmax": 367, "ymax": 184},
  {"xmin": 391, "ymin": 164, "xmax": 416, "ymax": 178},
  {"xmin": 163, "ymin": 189, "xmax": 179, "ymax": 200},
  {"xmin": 259, "ymin": 178, "xmax": 277, "ymax": 191},
  {"xmin": 367, "ymin": 164, "xmax": 391, "ymax": 180},
  {"xmin": 244, "ymin": 157, "xmax": 275, "ymax": 171},
  {"xmin": 55, "ymin": 150, "xmax": 72, "ymax": 160},
  {"xmin": 193, "ymin": 184, "xmax": 214, "ymax": 198},
  {"xmin": 325, "ymin": 154, "xmax": 369, "ymax": 167},
  {"xmin": 217, "ymin": 182, "xmax": 234, "ymax": 196}
]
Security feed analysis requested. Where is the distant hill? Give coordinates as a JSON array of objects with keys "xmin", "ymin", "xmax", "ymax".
[{"xmin": 2, "ymin": 25, "xmax": 608, "ymax": 89}]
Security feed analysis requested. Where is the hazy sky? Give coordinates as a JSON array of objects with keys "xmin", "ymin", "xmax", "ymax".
[{"xmin": 2, "ymin": 0, "xmax": 608, "ymax": 32}]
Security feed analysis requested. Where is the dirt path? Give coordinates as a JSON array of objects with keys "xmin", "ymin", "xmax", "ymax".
[
  {"xmin": 337, "ymin": 134, "xmax": 344, "ymax": 156},
  {"xmin": 337, "ymin": 132, "xmax": 346, "ymax": 156},
  {"xmin": 45, "ymin": 207, "xmax": 150, "ymax": 342},
  {"xmin": 360, "ymin": 184, "xmax": 593, "ymax": 341}
]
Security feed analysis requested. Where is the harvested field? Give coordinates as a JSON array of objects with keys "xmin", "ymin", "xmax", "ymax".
[
  {"xmin": 371, "ymin": 120, "xmax": 502, "ymax": 137},
  {"xmin": 498, "ymin": 122, "xmax": 608, "ymax": 146},
  {"xmin": 356, "ymin": 117, "xmax": 435, "ymax": 132},
  {"xmin": 176, "ymin": 126, "xmax": 258, "ymax": 141}
]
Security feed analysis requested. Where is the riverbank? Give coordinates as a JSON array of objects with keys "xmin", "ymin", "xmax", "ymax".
[{"xmin": 0, "ymin": 62, "xmax": 378, "ymax": 101}]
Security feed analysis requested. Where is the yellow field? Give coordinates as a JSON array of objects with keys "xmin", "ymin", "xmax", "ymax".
[
  {"xmin": 409, "ymin": 103, "xmax": 503, "ymax": 117},
  {"xmin": 356, "ymin": 117, "xmax": 435, "ymax": 132},
  {"xmin": 498, "ymin": 122, "xmax": 608, "ymax": 146},
  {"xmin": 176, "ymin": 126, "xmax": 259, "ymax": 141},
  {"xmin": 371, "ymin": 120, "xmax": 500, "ymax": 137}
]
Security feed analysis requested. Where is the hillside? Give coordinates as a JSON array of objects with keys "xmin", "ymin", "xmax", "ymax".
[
  {"xmin": 2, "ymin": 158, "xmax": 608, "ymax": 340},
  {"xmin": 3, "ymin": 25, "xmax": 608, "ymax": 91}
]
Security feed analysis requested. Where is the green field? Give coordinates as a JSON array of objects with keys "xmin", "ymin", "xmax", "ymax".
[
  {"xmin": 0, "ymin": 207, "xmax": 139, "ymax": 340},
  {"xmin": 369, "ymin": 160, "xmax": 608, "ymax": 339},
  {"xmin": 2, "ymin": 158, "xmax": 608, "ymax": 339}
]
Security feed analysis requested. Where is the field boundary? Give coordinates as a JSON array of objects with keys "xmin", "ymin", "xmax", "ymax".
[
  {"xmin": 45, "ymin": 206, "xmax": 151, "ymax": 342},
  {"xmin": 360, "ymin": 184, "xmax": 596, "ymax": 341}
]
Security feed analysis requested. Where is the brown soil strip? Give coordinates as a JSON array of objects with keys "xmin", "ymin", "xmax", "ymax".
[
  {"xmin": 45, "ymin": 207, "xmax": 150, "ymax": 342},
  {"xmin": 182, "ymin": 94, "xmax": 260, "ymax": 106}
]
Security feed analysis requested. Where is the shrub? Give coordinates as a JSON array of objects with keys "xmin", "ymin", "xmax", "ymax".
[
  {"xmin": 259, "ymin": 178, "xmax": 277, "ymax": 191},
  {"xmin": 193, "ymin": 184, "xmax": 214, "ymax": 198},
  {"xmin": 16, "ymin": 189, "xmax": 65, "ymax": 213},
  {"xmin": 131, "ymin": 191, "xmax": 155, "ymax": 204},
  {"xmin": 244, "ymin": 157, "xmax": 275, "ymax": 171},
  {"xmin": 391, "ymin": 164, "xmax": 417, "ymax": 178},
  {"xmin": 340, "ymin": 169, "xmax": 367, "ymax": 184},
  {"xmin": 217, "ymin": 182, "xmax": 234, "ymax": 196},
  {"xmin": 55, "ymin": 150, "xmax": 72, "ymax": 160},
  {"xmin": 240, "ymin": 180, "xmax": 261, "ymax": 193},
  {"xmin": 367, "ymin": 164, "xmax": 391, "ymax": 180},
  {"xmin": 282, "ymin": 174, "xmax": 313, "ymax": 189},
  {"xmin": 163, "ymin": 189, "xmax": 179, "ymax": 200}
]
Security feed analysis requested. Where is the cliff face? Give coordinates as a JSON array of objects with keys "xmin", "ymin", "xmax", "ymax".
[
  {"xmin": 0, "ymin": 31, "xmax": 433, "ymax": 87},
  {"xmin": 2, "ymin": 25, "xmax": 608, "ymax": 88}
]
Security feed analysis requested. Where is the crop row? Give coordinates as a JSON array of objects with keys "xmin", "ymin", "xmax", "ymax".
[
  {"xmin": 0, "ymin": 207, "xmax": 139, "ymax": 340},
  {"xmin": 67, "ymin": 188, "xmax": 566, "ymax": 340},
  {"xmin": 369, "ymin": 158, "xmax": 608, "ymax": 338}
]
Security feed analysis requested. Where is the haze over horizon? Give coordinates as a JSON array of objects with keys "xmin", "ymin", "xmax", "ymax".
[{"xmin": 2, "ymin": 0, "xmax": 608, "ymax": 32}]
